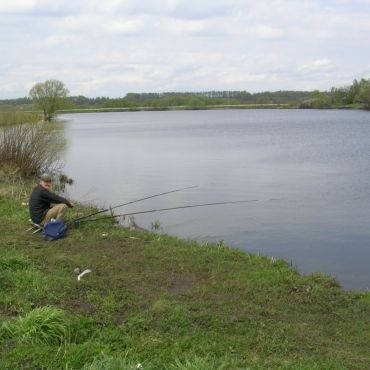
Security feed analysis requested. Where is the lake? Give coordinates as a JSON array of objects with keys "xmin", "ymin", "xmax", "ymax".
[{"xmin": 62, "ymin": 109, "xmax": 370, "ymax": 291}]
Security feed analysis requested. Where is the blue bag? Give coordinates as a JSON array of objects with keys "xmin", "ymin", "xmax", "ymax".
[{"xmin": 43, "ymin": 220, "xmax": 68, "ymax": 241}]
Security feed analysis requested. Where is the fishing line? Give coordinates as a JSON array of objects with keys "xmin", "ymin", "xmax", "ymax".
[
  {"xmin": 73, "ymin": 185, "xmax": 198, "ymax": 222},
  {"xmin": 77, "ymin": 198, "xmax": 281, "ymax": 225}
]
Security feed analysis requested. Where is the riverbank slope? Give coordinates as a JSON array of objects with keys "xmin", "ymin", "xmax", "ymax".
[{"xmin": 1, "ymin": 173, "xmax": 370, "ymax": 369}]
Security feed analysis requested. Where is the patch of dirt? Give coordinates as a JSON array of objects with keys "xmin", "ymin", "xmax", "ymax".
[{"xmin": 167, "ymin": 272, "xmax": 204, "ymax": 294}]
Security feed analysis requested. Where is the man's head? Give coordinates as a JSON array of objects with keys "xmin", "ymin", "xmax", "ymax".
[{"xmin": 39, "ymin": 173, "xmax": 52, "ymax": 190}]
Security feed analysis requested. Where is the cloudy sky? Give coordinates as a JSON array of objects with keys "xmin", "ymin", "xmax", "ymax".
[{"xmin": 1, "ymin": 0, "xmax": 370, "ymax": 98}]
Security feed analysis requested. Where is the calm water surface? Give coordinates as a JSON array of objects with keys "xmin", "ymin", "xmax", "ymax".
[{"xmin": 62, "ymin": 109, "xmax": 370, "ymax": 290}]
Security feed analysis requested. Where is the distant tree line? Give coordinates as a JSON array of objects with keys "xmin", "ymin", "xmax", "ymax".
[
  {"xmin": 66, "ymin": 90, "xmax": 311, "ymax": 109},
  {"xmin": 300, "ymin": 78, "xmax": 370, "ymax": 109},
  {"xmin": 1, "ymin": 77, "xmax": 369, "ymax": 113},
  {"xmin": 330, "ymin": 78, "xmax": 370, "ymax": 109},
  {"xmin": 0, "ymin": 97, "xmax": 32, "ymax": 109},
  {"xmin": 0, "ymin": 90, "xmax": 312, "ymax": 111}
]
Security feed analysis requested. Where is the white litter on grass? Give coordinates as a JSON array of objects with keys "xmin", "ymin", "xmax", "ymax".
[
  {"xmin": 77, "ymin": 269, "xmax": 92, "ymax": 281},
  {"xmin": 21, "ymin": 202, "xmax": 28, "ymax": 206},
  {"xmin": 101, "ymin": 233, "xmax": 108, "ymax": 237},
  {"xmin": 136, "ymin": 364, "xmax": 143, "ymax": 370}
]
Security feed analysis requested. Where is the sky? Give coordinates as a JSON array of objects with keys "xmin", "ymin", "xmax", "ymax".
[{"xmin": 1, "ymin": 0, "xmax": 370, "ymax": 98}]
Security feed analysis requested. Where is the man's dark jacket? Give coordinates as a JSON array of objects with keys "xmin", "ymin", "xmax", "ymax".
[{"xmin": 29, "ymin": 185, "xmax": 72, "ymax": 223}]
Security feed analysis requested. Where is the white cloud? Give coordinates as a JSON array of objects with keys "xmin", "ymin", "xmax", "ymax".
[
  {"xmin": 44, "ymin": 34, "xmax": 80, "ymax": 47},
  {"xmin": 0, "ymin": 0, "xmax": 370, "ymax": 97},
  {"xmin": 158, "ymin": 17, "xmax": 211, "ymax": 35},
  {"xmin": 0, "ymin": 0, "xmax": 36, "ymax": 13},
  {"xmin": 105, "ymin": 17, "xmax": 146, "ymax": 35},
  {"xmin": 297, "ymin": 59, "xmax": 334, "ymax": 73},
  {"xmin": 247, "ymin": 25, "xmax": 283, "ymax": 39}
]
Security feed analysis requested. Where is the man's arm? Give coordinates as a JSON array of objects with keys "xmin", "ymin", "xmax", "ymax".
[{"xmin": 40, "ymin": 189, "xmax": 74, "ymax": 207}]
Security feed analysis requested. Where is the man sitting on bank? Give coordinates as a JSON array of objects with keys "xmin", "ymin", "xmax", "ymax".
[{"xmin": 29, "ymin": 173, "xmax": 74, "ymax": 226}]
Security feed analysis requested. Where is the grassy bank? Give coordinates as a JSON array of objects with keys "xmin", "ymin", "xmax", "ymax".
[
  {"xmin": 0, "ymin": 110, "xmax": 40, "ymax": 127},
  {"xmin": 1, "ymin": 173, "xmax": 370, "ymax": 369}
]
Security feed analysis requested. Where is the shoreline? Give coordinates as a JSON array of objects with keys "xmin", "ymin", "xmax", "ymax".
[{"xmin": 1, "ymin": 172, "xmax": 370, "ymax": 367}]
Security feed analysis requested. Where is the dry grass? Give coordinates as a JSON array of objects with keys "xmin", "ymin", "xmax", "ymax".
[{"xmin": 0, "ymin": 111, "xmax": 39, "ymax": 127}]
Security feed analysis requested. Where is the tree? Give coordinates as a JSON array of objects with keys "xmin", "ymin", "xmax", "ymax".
[
  {"xmin": 300, "ymin": 90, "xmax": 332, "ymax": 108},
  {"xmin": 354, "ymin": 78, "xmax": 370, "ymax": 109},
  {"xmin": 347, "ymin": 79, "xmax": 361, "ymax": 104},
  {"xmin": 29, "ymin": 79, "xmax": 69, "ymax": 121},
  {"xmin": 330, "ymin": 86, "xmax": 350, "ymax": 105}
]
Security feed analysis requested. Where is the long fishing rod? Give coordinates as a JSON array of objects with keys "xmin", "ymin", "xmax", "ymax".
[
  {"xmin": 77, "ymin": 199, "xmax": 278, "ymax": 224},
  {"xmin": 74, "ymin": 185, "xmax": 198, "ymax": 222}
]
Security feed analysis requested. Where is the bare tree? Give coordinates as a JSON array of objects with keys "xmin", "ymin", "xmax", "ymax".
[{"xmin": 29, "ymin": 79, "xmax": 69, "ymax": 121}]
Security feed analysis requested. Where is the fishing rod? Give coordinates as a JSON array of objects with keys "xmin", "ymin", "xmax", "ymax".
[
  {"xmin": 76, "ymin": 198, "xmax": 279, "ymax": 225},
  {"xmin": 73, "ymin": 185, "xmax": 198, "ymax": 222}
]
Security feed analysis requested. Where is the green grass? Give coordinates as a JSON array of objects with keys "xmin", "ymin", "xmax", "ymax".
[
  {"xmin": 1, "ymin": 306, "xmax": 69, "ymax": 344},
  {"xmin": 1, "ymin": 174, "xmax": 370, "ymax": 369}
]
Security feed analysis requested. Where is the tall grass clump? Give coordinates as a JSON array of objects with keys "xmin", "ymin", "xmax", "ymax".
[
  {"xmin": 0, "ymin": 122, "xmax": 65, "ymax": 176},
  {"xmin": 0, "ymin": 167, "xmax": 33, "ymax": 198},
  {"xmin": 0, "ymin": 306, "xmax": 69, "ymax": 344},
  {"xmin": 0, "ymin": 110, "xmax": 40, "ymax": 127}
]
